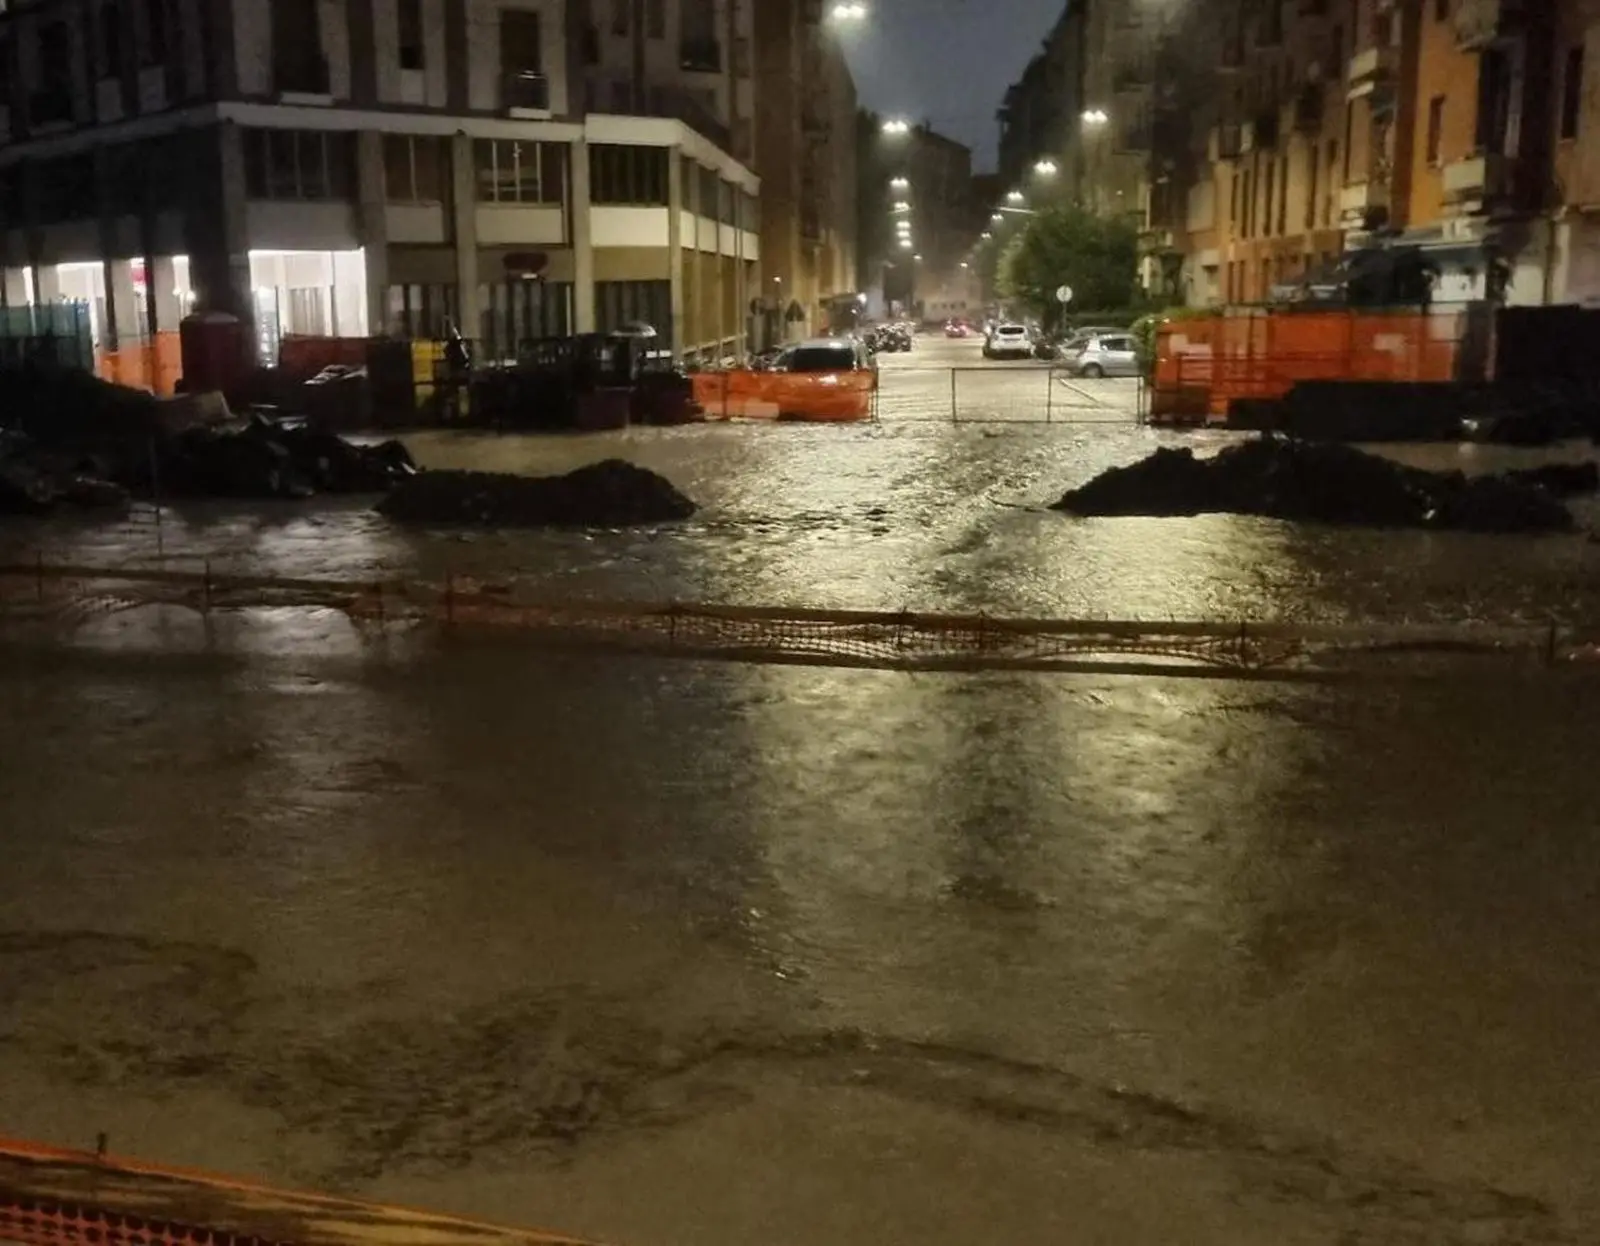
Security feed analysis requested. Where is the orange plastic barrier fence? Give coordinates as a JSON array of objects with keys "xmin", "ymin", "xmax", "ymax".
[
  {"xmin": 691, "ymin": 369, "xmax": 876, "ymax": 422},
  {"xmin": 276, "ymin": 335, "xmax": 373, "ymax": 380},
  {"xmin": 95, "ymin": 332, "xmax": 182, "ymax": 396},
  {"xmin": 1153, "ymin": 310, "xmax": 1464, "ymax": 420},
  {"xmin": 0, "ymin": 1138, "xmax": 597, "ymax": 1246}
]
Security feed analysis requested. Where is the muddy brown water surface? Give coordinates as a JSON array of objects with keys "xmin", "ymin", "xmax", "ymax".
[{"xmin": 3, "ymin": 415, "xmax": 1600, "ymax": 1245}]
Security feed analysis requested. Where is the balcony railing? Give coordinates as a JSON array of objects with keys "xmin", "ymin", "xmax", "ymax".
[
  {"xmin": 1346, "ymin": 45, "xmax": 1396, "ymax": 90},
  {"xmin": 502, "ymin": 69, "xmax": 550, "ymax": 114},
  {"xmin": 273, "ymin": 53, "xmax": 331, "ymax": 97},
  {"xmin": 679, "ymin": 38, "xmax": 722, "ymax": 73},
  {"xmin": 1339, "ymin": 179, "xmax": 1390, "ymax": 226},
  {"xmin": 1454, "ymin": 0, "xmax": 1520, "ymax": 50},
  {"xmin": 1442, "ymin": 152, "xmax": 1511, "ymax": 203},
  {"xmin": 28, "ymin": 85, "xmax": 74, "ymax": 127},
  {"xmin": 590, "ymin": 78, "xmax": 732, "ymax": 152}
]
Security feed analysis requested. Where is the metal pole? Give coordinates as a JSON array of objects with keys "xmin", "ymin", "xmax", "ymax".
[{"xmin": 950, "ymin": 367, "xmax": 957, "ymax": 423}]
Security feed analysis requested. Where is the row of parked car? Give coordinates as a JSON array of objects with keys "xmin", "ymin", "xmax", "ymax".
[{"xmin": 966, "ymin": 320, "xmax": 1141, "ymax": 377}]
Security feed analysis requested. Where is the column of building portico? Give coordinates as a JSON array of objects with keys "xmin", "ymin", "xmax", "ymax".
[
  {"xmin": 571, "ymin": 138, "xmax": 597, "ymax": 334},
  {"xmin": 182, "ymin": 124, "xmax": 255, "ymax": 371},
  {"xmin": 668, "ymin": 150, "xmax": 686, "ymax": 359},
  {"xmin": 448, "ymin": 133, "xmax": 480, "ymax": 341},
  {"xmin": 355, "ymin": 130, "xmax": 391, "ymax": 336}
]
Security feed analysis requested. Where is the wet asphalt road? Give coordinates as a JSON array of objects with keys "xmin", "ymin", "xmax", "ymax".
[{"xmin": 3, "ymin": 337, "xmax": 1600, "ymax": 1244}]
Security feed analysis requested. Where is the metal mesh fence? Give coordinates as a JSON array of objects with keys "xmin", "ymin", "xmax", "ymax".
[{"xmin": 2, "ymin": 562, "xmax": 1595, "ymax": 679}]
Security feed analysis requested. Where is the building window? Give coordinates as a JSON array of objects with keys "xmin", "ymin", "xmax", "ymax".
[
  {"xmin": 142, "ymin": 0, "xmax": 169, "ymax": 65},
  {"xmin": 1561, "ymin": 45, "xmax": 1584, "ymax": 141},
  {"xmin": 474, "ymin": 139, "xmax": 566, "ymax": 204},
  {"xmin": 398, "ymin": 0, "xmax": 424, "ymax": 70},
  {"xmin": 31, "ymin": 21, "xmax": 74, "ymax": 125},
  {"xmin": 243, "ymin": 129, "xmax": 355, "ymax": 200},
  {"xmin": 1426, "ymin": 95, "xmax": 1445, "ymax": 164},
  {"xmin": 480, "ymin": 280, "xmax": 573, "ymax": 357},
  {"xmin": 590, "ymin": 143, "xmax": 669, "ymax": 205},
  {"xmin": 384, "ymin": 135, "xmax": 446, "ymax": 202},
  {"xmin": 1262, "ymin": 162, "xmax": 1275, "ymax": 236},
  {"xmin": 388, "ymin": 284, "xmax": 457, "ymax": 338},
  {"xmin": 94, "ymin": 0, "xmax": 121, "ymax": 80},
  {"xmin": 697, "ymin": 164, "xmax": 718, "ymax": 216}
]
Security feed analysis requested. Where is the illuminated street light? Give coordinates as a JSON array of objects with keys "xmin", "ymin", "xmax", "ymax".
[
  {"xmin": 889, "ymin": 176, "xmax": 910, "ymax": 190},
  {"xmin": 959, "ymin": 261, "xmax": 970, "ymax": 269},
  {"xmin": 913, "ymin": 254, "xmax": 923, "ymax": 262},
  {"xmin": 829, "ymin": 2, "xmax": 868, "ymax": 20},
  {"xmin": 882, "ymin": 118, "xmax": 911, "ymax": 136},
  {"xmin": 1082, "ymin": 108, "xmax": 1110, "ymax": 126},
  {"xmin": 991, "ymin": 212, "xmax": 1004, "ymax": 223},
  {"xmin": 892, "ymin": 201, "xmax": 911, "ymax": 212},
  {"xmin": 899, "ymin": 238, "xmax": 914, "ymax": 248},
  {"xmin": 1034, "ymin": 158, "xmax": 1059, "ymax": 176},
  {"xmin": 981, "ymin": 231, "xmax": 993, "ymax": 240},
  {"xmin": 1006, "ymin": 190, "xmax": 1025, "ymax": 204}
]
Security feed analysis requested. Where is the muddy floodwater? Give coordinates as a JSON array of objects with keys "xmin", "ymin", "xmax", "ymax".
[{"xmin": 4, "ymin": 412, "xmax": 1600, "ymax": 1244}]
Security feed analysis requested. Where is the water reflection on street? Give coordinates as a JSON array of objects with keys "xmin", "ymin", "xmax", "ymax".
[{"xmin": 3, "ymin": 411, "xmax": 1600, "ymax": 1243}]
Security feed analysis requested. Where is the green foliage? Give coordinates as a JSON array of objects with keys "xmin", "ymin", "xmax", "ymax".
[
  {"xmin": 995, "ymin": 205, "xmax": 1140, "ymax": 329},
  {"xmin": 1130, "ymin": 306, "xmax": 1213, "ymax": 378}
]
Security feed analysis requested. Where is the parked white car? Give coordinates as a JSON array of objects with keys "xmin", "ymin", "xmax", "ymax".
[
  {"xmin": 1059, "ymin": 332, "xmax": 1140, "ymax": 378},
  {"xmin": 983, "ymin": 323, "xmax": 1033, "ymax": 360}
]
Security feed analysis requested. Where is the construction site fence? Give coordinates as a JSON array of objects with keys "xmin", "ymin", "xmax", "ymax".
[
  {"xmin": 689, "ymin": 369, "xmax": 878, "ymax": 422},
  {"xmin": 3, "ymin": 561, "xmax": 1598, "ymax": 680},
  {"xmin": 1151, "ymin": 307, "xmax": 1467, "ymax": 422},
  {"xmin": 0, "ymin": 1137, "xmax": 594, "ymax": 1246}
]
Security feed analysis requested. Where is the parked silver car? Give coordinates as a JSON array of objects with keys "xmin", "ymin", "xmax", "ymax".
[{"xmin": 1059, "ymin": 332, "xmax": 1140, "ymax": 378}]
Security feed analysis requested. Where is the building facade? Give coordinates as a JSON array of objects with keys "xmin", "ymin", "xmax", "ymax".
[
  {"xmin": 752, "ymin": 0, "xmax": 858, "ymax": 347},
  {"xmin": 0, "ymin": 0, "xmax": 764, "ymax": 367},
  {"xmin": 994, "ymin": 0, "xmax": 1598, "ymax": 311}
]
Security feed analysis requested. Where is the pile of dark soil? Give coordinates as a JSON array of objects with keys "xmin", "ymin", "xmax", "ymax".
[
  {"xmin": 1052, "ymin": 437, "xmax": 1583, "ymax": 534},
  {"xmin": 378, "ymin": 460, "xmax": 696, "ymax": 527}
]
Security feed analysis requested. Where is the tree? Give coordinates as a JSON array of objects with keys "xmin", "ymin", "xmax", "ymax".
[{"xmin": 996, "ymin": 204, "xmax": 1139, "ymax": 327}]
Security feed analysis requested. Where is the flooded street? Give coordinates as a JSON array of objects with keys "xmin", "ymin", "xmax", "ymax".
[{"xmin": 3, "ymin": 347, "xmax": 1600, "ymax": 1243}]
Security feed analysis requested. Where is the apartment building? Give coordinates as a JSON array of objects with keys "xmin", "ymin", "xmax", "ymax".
[
  {"xmin": 752, "ymin": 0, "xmax": 858, "ymax": 346},
  {"xmin": 0, "ymin": 0, "xmax": 763, "ymax": 366}
]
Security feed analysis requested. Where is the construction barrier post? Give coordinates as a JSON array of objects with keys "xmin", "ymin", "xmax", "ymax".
[{"xmin": 950, "ymin": 368, "xmax": 958, "ymax": 424}]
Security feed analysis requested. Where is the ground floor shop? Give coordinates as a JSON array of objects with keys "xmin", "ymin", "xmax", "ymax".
[{"xmin": 0, "ymin": 108, "xmax": 761, "ymax": 389}]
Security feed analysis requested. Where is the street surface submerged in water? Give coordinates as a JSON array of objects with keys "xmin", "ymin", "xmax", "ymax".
[{"xmin": 4, "ymin": 336, "xmax": 1600, "ymax": 1245}]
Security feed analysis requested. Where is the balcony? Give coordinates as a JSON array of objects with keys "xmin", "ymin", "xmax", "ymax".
[
  {"xmin": 1211, "ymin": 123, "xmax": 1244, "ymax": 161},
  {"xmin": 1339, "ymin": 180, "xmax": 1390, "ymax": 227},
  {"xmin": 1346, "ymin": 45, "xmax": 1395, "ymax": 98},
  {"xmin": 1442, "ymin": 152, "xmax": 1512, "ymax": 204},
  {"xmin": 273, "ymin": 53, "xmax": 331, "ymax": 98},
  {"xmin": 502, "ymin": 70, "xmax": 550, "ymax": 116},
  {"xmin": 28, "ymin": 85, "xmax": 74, "ymax": 128},
  {"xmin": 1292, "ymin": 85, "xmax": 1324, "ymax": 132},
  {"xmin": 679, "ymin": 38, "xmax": 722, "ymax": 73},
  {"xmin": 1454, "ymin": 0, "xmax": 1522, "ymax": 50}
]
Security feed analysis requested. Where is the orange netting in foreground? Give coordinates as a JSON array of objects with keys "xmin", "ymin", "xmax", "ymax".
[
  {"xmin": 0, "ymin": 1138, "xmax": 594, "ymax": 1246},
  {"xmin": 689, "ymin": 370, "xmax": 876, "ymax": 422},
  {"xmin": 1, "ymin": 562, "xmax": 1595, "ymax": 678}
]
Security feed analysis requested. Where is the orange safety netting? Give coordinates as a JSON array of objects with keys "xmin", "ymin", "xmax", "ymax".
[
  {"xmin": 95, "ymin": 333, "xmax": 183, "ymax": 397},
  {"xmin": 1152, "ymin": 309, "xmax": 1464, "ymax": 420},
  {"xmin": 690, "ymin": 370, "xmax": 876, "ymax": 422},
  {"xmin": 0, "ymin": 1138, "xmax": 597, "ymax": 1246}
]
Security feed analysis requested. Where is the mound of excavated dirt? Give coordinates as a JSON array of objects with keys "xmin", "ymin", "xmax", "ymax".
[
  {"xmin": 1052, "ymin": 438, "xmax": 1578, "ymax": 534},
  {"xmin": 377, "ymin": 460, "xmax": 697, "ymax": 528}
]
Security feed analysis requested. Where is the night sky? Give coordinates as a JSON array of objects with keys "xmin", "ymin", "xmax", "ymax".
[{"xmin": 838, "ymin": 0, "xmax": 1062, "ymax": 171}]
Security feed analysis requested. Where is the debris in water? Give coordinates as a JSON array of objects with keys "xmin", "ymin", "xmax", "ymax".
[{"xmin": 378, "ymin": 460, "xmax": 697, "ymax": 528}]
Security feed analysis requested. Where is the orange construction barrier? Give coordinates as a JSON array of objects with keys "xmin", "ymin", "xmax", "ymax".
[
  {"xmin": 95, "ymin": 332, "xmax": 183, "ymax": 396},
  {"xmin": 1153, "ymin": 308, "xmax": 1464, "ymax": 421},
  {"xmin": 0, "ymin": 1137, "xmax": 598, "ymax": 1246},
  {"xmin": 691, "ymin": 369, "xmax": 875, "ymax": 422}
]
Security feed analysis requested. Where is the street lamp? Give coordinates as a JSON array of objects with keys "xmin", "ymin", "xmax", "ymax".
[
  {"xmin": 882, "ymin": 118, "xmax": 911, "ymax": 136},
  {"xmin": 980, "ymin": 231, "xmax": 993, "ymax": 240},
  {"xmin": 913, "ymin": 254, "xmax": 922, "ymax": 262},
  {"xmin": 1082, "ymin": 108, "xmax": 1109, "ymax": 126},
  {"xmin": 899, "ymin": 238, "xmax": 914, "ymax": 249},
  {"xmin": 1034, "ymin": 158, "xmax": 1059, "ymax": 176},
  {"xmin": 829, "ymin": 2, "xmax": 868, "ymax": 20},
  {"xmin": 1006, "ymin": 190, "xmax": 1025, "ymax": 204},
  {"xmin": 991, "ymin": 212, "xmax": 1004, "ymax": 223},
  {"xmin": 892, "ymin": 201, "xmax": 911, "ymax": 212},
  {"xmin": 890, "ymin": 176, "xmax": 910, "ymax": 190}
]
